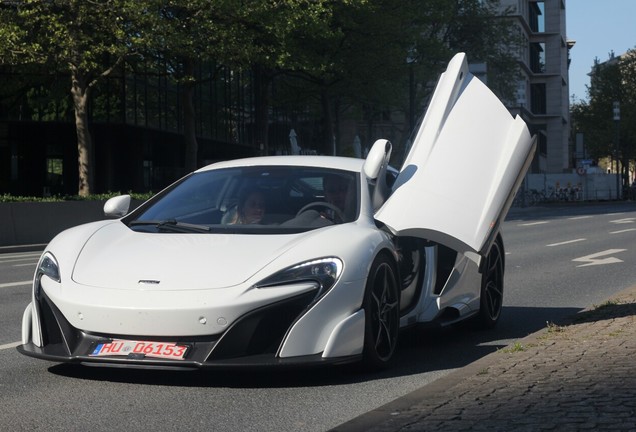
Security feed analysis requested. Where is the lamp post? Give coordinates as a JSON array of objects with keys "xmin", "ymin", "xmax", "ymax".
[
  {"xmin": 613, "ymin": 101, "xmax": 620, "ymax": 199},
  {"xmin": 407, "ymin": 51, "xmax": 416, "ymax": 134}
]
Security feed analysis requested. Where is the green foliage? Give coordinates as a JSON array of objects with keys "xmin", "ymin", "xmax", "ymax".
[
  {"xmin": 499, "ymin": 342, "xmax": 526, "ymax": 353},
  {"xmin": 572, "ymin": 49, "xmax": 636, "ymax": 165},
  {"xmin": 263, "ymin": 0, "xmax": 520, "ymax": 155},
  {"xmin": 0, "ymin": 0, "xmax": 522, "ymax": 188},
  {"xmin": 0, "ymin": 192, "xmax": 154, "ymax": 203},
  {"xmin": 0, "ymin": 1, "xmax": 149, "ymax": 73},
  {"xmin": 0, "ymin": 194, "xmax": 63, "ymax": 203},
  {"xmin": 0, "ymin": 0, "xmax": 161, "ymax": 196},
  {"xmin": 0, "ymin": 0, "xmax": 520, "ymax": 122},
  {"xmin": 0, "ymin": 63, "xmax": 72, "ymax": 121}
]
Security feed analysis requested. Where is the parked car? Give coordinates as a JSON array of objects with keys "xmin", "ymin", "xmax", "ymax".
[{"xmin": 17, "ymin": 53, "xmax": 535, "ymax": 370}]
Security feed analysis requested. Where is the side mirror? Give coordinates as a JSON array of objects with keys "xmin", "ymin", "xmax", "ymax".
[
  {"xmin": 363, "ymin": 139, "xmax": 392, "ymax": 180},
  {"xmin": 104, "ymin": 195, "xmax": 131, "ymax": 218},
  {"xmin": 363, "ymin": 139, "xmax": 393, "ymax": 212}
]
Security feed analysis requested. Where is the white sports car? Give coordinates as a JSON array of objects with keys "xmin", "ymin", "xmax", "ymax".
[{"xmin": 18, "ymin": 53, "xmax": 535, "ymax": 370}]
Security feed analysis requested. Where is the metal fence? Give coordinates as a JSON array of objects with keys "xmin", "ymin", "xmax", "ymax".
[{"xmin": 512, "ymin": 173, "xmax": 622, "ymax": 207}]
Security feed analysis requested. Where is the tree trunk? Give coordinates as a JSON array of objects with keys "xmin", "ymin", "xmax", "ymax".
[
  {"xmin": 253, "ymin": 65, "xmax": 271, "ymax": 155},
  {"xmin": 622, "ymin": 156, "xmax": 630, "ymax": 188},
  {"xmin": 321, "ymin": 89, "xmax": 335, "ymax": 155},
  {"xmin": 182, "ymin": 58, "xmax": 198, "ymax": 173},
  {"xmin": 70, "ymin": 71, "xmax": 93, "ymax": 197}
]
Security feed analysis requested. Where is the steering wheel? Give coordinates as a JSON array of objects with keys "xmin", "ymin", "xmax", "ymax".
[{"xmin": 296, "ymin": 201, "xmax": 345, "ymax": 224}]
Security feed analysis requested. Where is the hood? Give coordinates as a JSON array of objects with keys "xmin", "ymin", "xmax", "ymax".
[{"xmin": 71, "ymin": 222, "xmax": 310, "ymax": 291}]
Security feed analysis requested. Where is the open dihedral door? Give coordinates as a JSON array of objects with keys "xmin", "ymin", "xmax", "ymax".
[{"xmin": 375, "ymin": 53, "xmax": 536, "ymax": 257}]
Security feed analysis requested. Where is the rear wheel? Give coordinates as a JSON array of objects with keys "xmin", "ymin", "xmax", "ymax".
[
  {"xmin": 476, "ymin": 237, "xmax": 504, "ymax": 329},
  {"xmin": 362, "ymin": 254, "xmax": 400, "ymax": 369}
]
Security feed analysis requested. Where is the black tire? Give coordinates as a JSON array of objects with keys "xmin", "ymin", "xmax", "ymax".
[
  {"xmin": 362, "ymin": 254, "xmax": 400, "ymax": 370},
  {"xmin": 475, "ymin": 237, "xmax": 504, "ymax": 329}
]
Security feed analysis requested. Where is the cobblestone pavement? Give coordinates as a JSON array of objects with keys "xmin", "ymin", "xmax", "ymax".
[{"xmin": 335, "ymin": 285, "xmax": 636, "ymax": 432}]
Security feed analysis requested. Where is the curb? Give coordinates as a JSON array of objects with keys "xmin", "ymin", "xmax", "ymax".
[{"xmin": 332, "ymin": 283, "xmax": 636, "ymax": 432}]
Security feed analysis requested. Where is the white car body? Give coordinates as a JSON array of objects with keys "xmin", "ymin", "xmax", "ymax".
[{"xmin": 18, "ymin": 53, "xmax": 535, "ymax": 369}]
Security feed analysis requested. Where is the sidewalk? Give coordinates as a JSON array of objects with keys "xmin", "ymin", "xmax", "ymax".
[{"xmin": 335, "ymin": 285, "xmax": 636, "ymax": 431}]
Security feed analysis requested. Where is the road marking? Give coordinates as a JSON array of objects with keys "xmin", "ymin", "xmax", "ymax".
[
  {"xmin": 573, "ymin": 249, "xmax": 627, "ymax": 267},
  {"xmin": 568, "ymin": 216, "xmax": 593, "ymax": 220},
  {"xmin": 610, "ymin": 218, "xmax": 635, "ymax": 224},
  {"xmin": 547, "ymin": 238, "xmax": 586, "ymax": 247},
  {"xmin": 13, "ymin": 262, "xmax": 38, "ymax": 267},
  {"xmin": 0, "ymin": 252, "xmax": 41, "ymax": 258},
  {"xmin": 0, "ymin": 257, "xmax": 39, "ymax": 264},
  {"xmin": 0, "ymin": 280, "xmax": 31, "ymax": 289},
  {"xmin": 518, "ymin": 221, "xmax": 549, "ymax": 226},
  {"xmin": 0, "ymin": 253, "xmax": 41, "ymax": 262},
  {"xmin": 0, "ymin": 341, "xmax": 21, "ymax": 351},
  {"xmin": 610, "ymin": 228, "xmax": 636, "ymax": 234}
]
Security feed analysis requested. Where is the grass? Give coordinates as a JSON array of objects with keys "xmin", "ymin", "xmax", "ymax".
[
  {"xmin": 499, "ymin": 342, "xmax": 526, "ymax": 353},
  {"xmin": 0, "ymin": 191, "xmax": 154, "ymax": 203},
  {"xmin": 546, "ymin": 321, "xmax": 566, "ymax": 333},
  {"xmin": 572, "ymin": 298, "xmax": 635, "ymax": 323}
]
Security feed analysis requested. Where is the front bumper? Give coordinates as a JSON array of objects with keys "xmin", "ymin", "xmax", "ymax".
[
  {"xmin": 18, "ymin": 291, "xmax": 361, "ymax": 369},
  {"xmin": 16, "ymin": 343, "xmax": 359, "ymax": 369}
]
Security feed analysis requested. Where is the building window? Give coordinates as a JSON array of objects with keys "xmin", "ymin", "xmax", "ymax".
[
  {"xmin": 45, "ymin": 157, "xmax": 63, "ymax": 196},
  {"xmin": 530, "ymin": 42, "xmax": 546, "ymax": 73},
  {"xmin": 143, "ymin": 160, "xmax": 153, "ymax": 189},
  {"xmin": 538, "ymin": 130, "xmax": 547, "ymax": 156},
  {"xmin": 516, "ymin": 80, "xmax": 527, "ymax": 107},
  {"xmin": 529, "ymin": 1, "xmax": 545, "ymax": 33},
  {"xmin": 530, "ymin": 83, "xmax": 546, "ymax": 114}
]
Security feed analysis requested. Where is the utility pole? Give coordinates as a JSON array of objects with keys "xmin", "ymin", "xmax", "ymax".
[{"xmin": 613, "ymin": 101, "xmax": 620, "ymax": 199}]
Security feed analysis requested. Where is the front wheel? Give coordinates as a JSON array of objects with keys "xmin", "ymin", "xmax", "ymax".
[
  {"xmin": 475, "ymin": 237, "xmax": 504, "ymax": 329},
  {"xmin": 362, "ymin": 254, "xmax": 400, "ymax": 370}
]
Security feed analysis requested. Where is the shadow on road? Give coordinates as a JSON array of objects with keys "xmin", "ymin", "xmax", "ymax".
[
  {"xmin": 571, "ymin": 300, "xmax": 636, "ymax": 323},
  {"xmin": 344, "ymin": 295, "xmax": 636, "ymax": 431},
  {"xmin": 48, "ymin": 305, "xmax": 582, "ymax": 389}
]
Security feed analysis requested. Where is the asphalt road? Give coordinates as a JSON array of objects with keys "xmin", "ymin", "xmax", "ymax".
[{"xmin": 1, "ymin": 201, "xmax": 635, "ymax": 431}]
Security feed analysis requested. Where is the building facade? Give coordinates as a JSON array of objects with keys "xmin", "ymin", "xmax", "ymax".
[
  {"xmin": 1, "ymin": 2, "xmax": 573, "ymax": 197},
  {"xmin": 498, "ymin": 0, "xmax": 572, "ymax": 174}
]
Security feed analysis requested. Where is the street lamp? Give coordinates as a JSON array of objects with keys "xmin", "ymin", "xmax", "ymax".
[
  {"xmin": 613, "ymin": 101, "xmax": 620, "ymax": 199},
  {"xmin": 406, "ymin": 50, "xmax": 416, "ymax": 134}
]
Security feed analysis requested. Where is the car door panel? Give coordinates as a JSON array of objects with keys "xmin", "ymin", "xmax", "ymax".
[{"xmin": 376, "ymin": 53, "xmax": 536, "ymax": 256}]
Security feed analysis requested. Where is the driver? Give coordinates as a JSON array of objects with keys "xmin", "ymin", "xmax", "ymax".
[
  {"xmin": 322, "ymin": 174, "xmax": 351, "ymax": 222},
  {"xmin": 225, "ymin": 188, "xmax": 266, "ymax": 224}
]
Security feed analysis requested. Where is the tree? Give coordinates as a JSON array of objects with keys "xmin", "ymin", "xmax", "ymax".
[
  {"xmin": 140, "ymin": 1, "xmax": 256, "ymax": 172},
  {"xmin": 266, "ymin": 0, "xmax": 521, "ymax": 156},
  {"xmin": 283, "ymin": 0, "xmax": 411, "ymax": 154},
  {"xmin": 0, "ymin": 0, "xmax": 151, "ymax": 196},
  {"xmin": 0, "ymin": 0, "xmax": 523, "ymax": 190},
  {"xmin": 448, "ymin": 0, "xmax": 522, "ymax": 100},
  {"xmin": 139, "ymin": 1, "xmax": 340, "ymax": 168},
  {"xmin": 572, "ymin": 49, "xmax": 636, "ymax": 185},
  {"xmin": 227, "ymin": 0, "xmax": 373, "ymax": 156}
]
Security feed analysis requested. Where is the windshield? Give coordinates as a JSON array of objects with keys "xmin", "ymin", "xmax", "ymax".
[{"xmin": 126, "ymin": 165, "xmax": 359, "ymax": 234}]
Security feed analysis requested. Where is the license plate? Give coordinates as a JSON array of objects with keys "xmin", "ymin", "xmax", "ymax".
[{"xmin": 89, "ymin": 340, "xmax": 189, "ymax": 360}]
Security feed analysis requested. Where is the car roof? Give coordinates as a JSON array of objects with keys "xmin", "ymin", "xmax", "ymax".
[{"xmin": 196, "ymin": 155, "xmax": 365, "ymax": 173}]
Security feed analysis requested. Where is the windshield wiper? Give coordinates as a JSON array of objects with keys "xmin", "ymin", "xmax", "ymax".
[{"xmin": 130, "ymin": 219, "xmax": 211, "ymax": 233}]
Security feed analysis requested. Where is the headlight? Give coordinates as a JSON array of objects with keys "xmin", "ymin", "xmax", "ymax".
[
  {"xmin": 256, "ymin": 257, "xmax": 343, "ymax": 299},
  {"xmin": 34, "ymin": 252, "xmax": 60, "ymax": 299}
]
